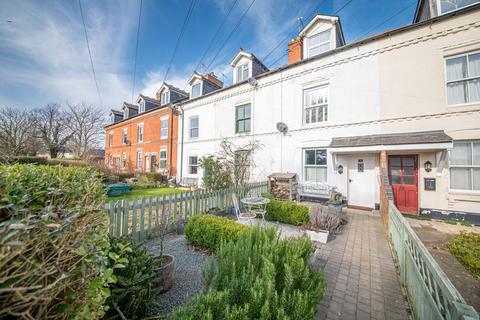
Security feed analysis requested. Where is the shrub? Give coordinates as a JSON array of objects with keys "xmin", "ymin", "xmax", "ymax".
[
  {"xmin": 184, "ymin": 214, "xmax": 246, "ymax": 251},
  {"xmin": 0, "ymin": 156, "xmax": 48, "ymax": 165},
  {"xmin": 0, "ymin": 164, "xmax": 111, "ymax": 319},
  {"xmin": 447, "ymin": 232, "xmax": 480, "ymax": 280},
  {"xmin": 307, "ymin": 207, "xmax": 348, "ymax": 234},
  {"xmin": 263, "ymin": 194, "xmax": 310, "ymax": 226},
  {"xmin": 143, "ymin": 172, "xmax": 168, "ymax": 184},
  {"xmin": 169, "ymin": 227, "xmax": 326, "ymax": 319},
  {"xmin": 199, "ymin": 155, "xmax": 231, "ymax": 190},
  {"xmin": 105, "ymin": 236, "xmax": 160, "ymax": 320}
]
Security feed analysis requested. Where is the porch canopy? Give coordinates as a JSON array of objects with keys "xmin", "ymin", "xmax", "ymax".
[{"xmin": 328, "ymin": 130, "xmax": 453, "ymax": 153}]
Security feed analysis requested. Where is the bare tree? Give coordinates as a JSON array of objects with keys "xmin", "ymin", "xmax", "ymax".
[
  {"xmin": 0, "ymin": 106, "xmax": 38, "ymax": 156},
  {"xmin": 218, "ymin": 138, "xmax": 262, "ymax": 187},
  {"xmin": 65, "ymin": 102, "xmax": 106, "ymax": 159},
  {"xmin": 35, "ymin": 103, "xmax": 72, "ymax": 158}
]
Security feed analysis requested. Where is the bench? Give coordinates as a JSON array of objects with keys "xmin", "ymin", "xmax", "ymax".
[
  {"xmin": 298, "ymin": 182, "xmax": 336, "ymax": 200},
  {"xmin": 178, "ymin": 177, "xmax": 198, "ymax": 188}
]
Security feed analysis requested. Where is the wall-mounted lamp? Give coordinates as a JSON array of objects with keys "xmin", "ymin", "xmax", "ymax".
[
  {"xmin": 424, "ymin": 160, "xmax": 432, "ymax": 172},
  {"xmin": 337, "ymin": 164, "xmax": 344, "ymax": 174}
]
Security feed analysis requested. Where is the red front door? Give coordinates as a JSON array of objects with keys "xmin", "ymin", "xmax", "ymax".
[{"xmin": 388, "ymin": 155, "xmax": 418, "ymax": 214}]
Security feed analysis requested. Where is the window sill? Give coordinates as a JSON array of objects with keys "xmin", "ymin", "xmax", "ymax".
[
  {"xmin": 236, "ymin": 131, "xmax": 251, "ymax": 136},
  {"xmin": 448, "ymin": 189, "xmax": 480, "ymax": 197},
  {"xmin": 446, "ymin": 102, "xmax": 480, "ymax": 109},
  {"xmin": 303, "ymin": 121, "xmax": 329, "ymax": 128},
  {"xmin": 160, "ymin": 137, "xmax": 168, "ymax": 140}
]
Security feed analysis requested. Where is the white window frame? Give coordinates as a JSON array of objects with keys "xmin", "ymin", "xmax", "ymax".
[
  {"xmin": 189, "ymin": 116, "xmax": 199, "ymax": 139},
  {"xmin": 305, "ymin": 29, "xmax": 331, "ymax": 58},
  {"xmin": 191, "ymin": 82, "xmax": 202, "ymax": 98},
  {"xmin": 188, "ymin": 155, "xmax": 198, "ymax": 175},
  {"xmin": 111, "ymin": 114, "xmax": 115, "ymax": 123},
  {"xmin": 122, "ymin": 152, "xmax": 127, "ymax": 168},
  {"xmin": 449, "ymin": 140, "xmax": 480, "ymax": 192},
  {"xmin": 303, "ymin": 148, "xmax": 327, "ymax": 183},
  {"xmin": 303, "ymin": 85, "xmax": 329, "ymax": 125},
  {"xmin": 139, "ymin": 100, "xmax": 145, "ymax": 113},
  {"xmin": 136, "ymin": 150, "xmax": 143, "ymax": 171},
  {"xmin": 137, "ymin": 124, "xmax": 144, "ymax": 143},
  {"xmin": 160, "ymin": 117, "xmax": 169, "ymax": 139},
  {"xmin": 123, "ymin": 108, "xmax": 128, "ymax": 119},
  {"xmin": 235, "ymin": 63, "xmax": 250, "ymax": 83},
  {"xmin": 109, "ymin": 132, "xmax": 113, "ymax": 147},
  {"xmin": 122, "ymin": 128, "xmax": 128, "ymax": 145},
  {"xmin": 159, "ymin": 148, "xmax": 167, "ymax": 170},
  {"xmin": 161, "ymin": 91, "xmax": 170, "ymax": 105},
  {"xmin": 444, "ymin": 50, "xmax": 480, "ymax": 107},
  {"xmin": 437, "ymin": 0, "xmax": 479, "ymax": 14}
]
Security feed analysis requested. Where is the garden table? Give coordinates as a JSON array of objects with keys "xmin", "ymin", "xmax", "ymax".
[{"xmin": 241, "ymin": 197, "xmax": 270, "ymax": 222}]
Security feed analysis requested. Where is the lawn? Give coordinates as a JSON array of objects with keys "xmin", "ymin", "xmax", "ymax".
[{"xmin": 109, "ymin": 187, "xmax": 186, "ymax": 201}]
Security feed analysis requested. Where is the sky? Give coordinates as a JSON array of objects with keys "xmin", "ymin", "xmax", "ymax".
[{"xmin": 0, "ymin": 0, "xmax": 417, "ymax": 113}]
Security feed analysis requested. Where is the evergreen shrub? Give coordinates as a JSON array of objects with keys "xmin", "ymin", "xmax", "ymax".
[
  {"xmin": 263, "ymin": 193, "xmax": 310, "ymax": 226},
  {"xmin": 170, "ymin": 227, "xmax": 325, "ymax": 319}
]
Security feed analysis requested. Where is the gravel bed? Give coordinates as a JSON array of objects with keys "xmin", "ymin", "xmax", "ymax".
[{"xmin": 146, "ymin": 233, "xmax": 211, "ymax": 316}]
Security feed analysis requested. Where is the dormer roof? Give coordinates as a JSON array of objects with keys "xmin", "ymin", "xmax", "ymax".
[
  {"xmin": 230, "ymin": 49, "xmax": 269, "ymax": 72},
  {"xmin": 123, "ymin": 102, "xmax": 138, "ymax": 110},
  {"xmin": 110, "ymin": 109, "xmax": 123, "ymax": 115},
  {"xmin": 188, "ymin": 72, "xmax": 203, "ymax": 85},
  {"xmin": 299, "ymin": 13, "xmax": 345, "ymax": 45},
  {"xmin": 156, "ymin": 82, "xmax": 188, "ymax": 97},
  {"xmin": 137, "ymin": 94, "xmax": 161, "ymax": 106}
]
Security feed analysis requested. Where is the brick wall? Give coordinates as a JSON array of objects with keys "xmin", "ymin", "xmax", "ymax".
[
  {"xmin": 288, "ymin": 37, "xmax": 303, "ymax": 64},
  {"xmin": 105, "ymin": 106, "xmax": 179, "ymax": 177}
]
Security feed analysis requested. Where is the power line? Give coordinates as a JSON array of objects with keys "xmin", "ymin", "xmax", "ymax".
[
  {"xmin": 131, "ymin": 0, "xmax": 143, "ymax": 103},
  {"xmin": 355, "ymin": 1, "xmax": 416, "ymax": 40},
  {"xmin": 162, "ymin": 0, "xmax": 198, "ymax": 84},
  {"xmin": 78, "ymin": 0, "xmax": 103, "ymax": 107},
  {"xmin": 193, "ymin": 0, "xmax": 239, "ymax": 74},
  {"xmin": 204, "ymin": 0, "xmax": 256, "ymax": 72}
]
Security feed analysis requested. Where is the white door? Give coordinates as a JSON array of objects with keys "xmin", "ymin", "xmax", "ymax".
[
  {"xmin": 145, "ymin": 156, "xmax": 151, "ymax": 173},
  {"xmin": 347, "ymin": 155, "xmax": 376, "ymax": 208}
]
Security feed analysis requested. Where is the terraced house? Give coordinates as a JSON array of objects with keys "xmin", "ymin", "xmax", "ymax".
[
  {"xmin": 105, "ymin": 84, "xmax": 188, "ymax": 177},
  {"xmin": 173, "ymin": 0, "xmax": 480, "ymax": 221}
]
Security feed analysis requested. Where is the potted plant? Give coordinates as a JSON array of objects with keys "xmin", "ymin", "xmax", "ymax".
[
  {"xmin": 303, "ymin": 208, "xmax": 347, "ymax": 244},
  {"xmin": 152, "ymin": 214, "xmax": 176, "ymax": 293},
  {"xmin": 326, "ymin": 191, "xmax": 345, "ymax": 213}
]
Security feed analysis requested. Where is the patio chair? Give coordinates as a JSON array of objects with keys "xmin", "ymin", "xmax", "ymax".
[{"xmin": 232, "ymin": 194, "xmax": 257, "ymax": 225}]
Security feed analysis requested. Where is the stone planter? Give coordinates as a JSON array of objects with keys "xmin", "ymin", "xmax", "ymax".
[
  {"xmin": 328, "ymin": 203, "xmax": 345, "ymax": 213},
  {"xmin": 305, "ymin": 229, "xmax": 329, "ymax": 244},
  {"xmin": 154, "ymin": 254, "xmax": 176, "ymax": 293}
]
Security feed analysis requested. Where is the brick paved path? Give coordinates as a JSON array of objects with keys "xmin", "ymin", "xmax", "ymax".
[{"xmin": 312, "ymin": 209, "xmax": 410, "ymax": 320}]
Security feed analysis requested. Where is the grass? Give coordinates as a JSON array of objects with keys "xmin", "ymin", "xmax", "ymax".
[
  {"xmin": 109, "ymin": 187, "xmax": 185, "ymax": 201},
  {"xmin": 447, "ymin": 232, "xmax": 480, "ymax": 280}
]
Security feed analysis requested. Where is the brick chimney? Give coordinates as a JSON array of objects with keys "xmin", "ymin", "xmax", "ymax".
[
  {"xmin": 288, "ymin": 37, "xmax": 303, "ymax": 64},
  {"xmin": 204, "ymin": 72, "xmax": 223, "ymax": 88}
]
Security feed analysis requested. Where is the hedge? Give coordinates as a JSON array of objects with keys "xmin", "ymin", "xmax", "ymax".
[
  {"xmin": 0, "ymin": 164, "xmax": 111, "ymax": 319},
  {"xmin": 169, "ymin": 227, "xmax": 326, "ymax": 319},
  {"xmin": 0, "ymin": 156, "xmax": 48, "ymax": 165},
  {"xmin": 263, "ymin": 194, "xmax": 310, "ymax": 226},
  {"xmin": 184, "ymin": 214, "xmax": 246, "ymax": 251},
  {"xmin": 447, "ymin": 231, "xmax": 480, "ymax": 280}
]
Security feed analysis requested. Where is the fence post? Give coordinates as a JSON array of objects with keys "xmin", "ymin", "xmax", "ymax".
[
  {"xmin": 140, "ymin": 198, "xmax": 145, "ymax": 242},
  {"xmin": 132, "ymin": 200, "xmax": 137, "ymax": 241},
  {"xmin": 148, "ymin": 197, "xmax": 153, "ymax": 236}
]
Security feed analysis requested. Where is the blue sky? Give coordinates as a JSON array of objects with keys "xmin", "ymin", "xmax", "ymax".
[{"xmin": 0, "ymin": 0, "xmax": 417, "ymax": 112}]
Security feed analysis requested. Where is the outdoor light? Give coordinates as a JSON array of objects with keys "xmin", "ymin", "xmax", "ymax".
[
  {"xmin": 337, "ymin": 164, "xmax": 344, "ymax": 174},
  {"xmin": 424, "ymin": 160, "xmax": 432, "ymax": 172}
]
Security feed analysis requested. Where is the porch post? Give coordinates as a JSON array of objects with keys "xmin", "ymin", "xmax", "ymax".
[{"xmin": 379, "ymin": 151, "xmax": 390, "ymax": 229}]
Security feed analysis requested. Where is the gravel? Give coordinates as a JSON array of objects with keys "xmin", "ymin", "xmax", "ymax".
[{"xmin": 146, "ymin": 233, "xmax": 211, "ymax": 316}]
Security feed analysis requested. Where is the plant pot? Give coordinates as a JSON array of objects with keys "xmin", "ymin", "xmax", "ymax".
[
  {"xmin": 328, "ymin": 203, "xmax": 344, "ymax": 213},
  {"xmin": 305, "ymin": 229, "xmax": 329, "ymax": 244},
  {"xmin": 154, "ymin": 254, "xmax": 176, "ymax": 293}
]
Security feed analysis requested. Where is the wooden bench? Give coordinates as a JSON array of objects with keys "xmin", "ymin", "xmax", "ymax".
[
  {"xmin": 297, "ymin": 182, "xmax": 336, "ymax": 200},
  {"xmin": 178, "ymin": 177, "xmax": 198, "ymax": 188}
]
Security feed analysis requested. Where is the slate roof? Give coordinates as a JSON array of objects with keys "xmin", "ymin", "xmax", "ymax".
[
  {"xmin": 163, "ymin": 83, "xmax": 188, "ymax": 96},
  {"xmin": 123, "ymin": 102, "xmax": 138, "ymax": 110},
  {"xmin": 110, "ymin": 109, "xmax": 122, "ymax": 115},
  {"xmin": 329, "ymin": 130, "xmax": 453, "ymax": 148},
  {"xmin": 139, "ymin": 94, "xmax": 161, "ymax": 105}
]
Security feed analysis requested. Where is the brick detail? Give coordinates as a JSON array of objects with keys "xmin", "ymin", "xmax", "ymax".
[
  {"xmin": 204, "ymin": 72, "xmax": 223, "ymax": 88},
  {"xmin": 288, "ymin": 37, "xmax": 303, "ymax": 64}
]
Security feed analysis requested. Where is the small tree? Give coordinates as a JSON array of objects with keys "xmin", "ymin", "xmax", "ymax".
[
  {"xmin": 35, "ymin": 103, "xmax": 72, "ymax": 158},
  {"xmin": 0, "ymin": 106, "xmax": 38, "ymax": 156},
  {"xmin": 199, "ymin": 155, "xmax": 231, "ymax": 190}
]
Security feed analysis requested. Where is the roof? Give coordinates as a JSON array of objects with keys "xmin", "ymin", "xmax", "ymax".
[
  {"xmin": 123, "ymin": 102, "xmax": 138, "ymax": 110},
  {"xmin": 138, "ymin": 94, "xmax": 161, "ymax": 105},
  {"xmin": 268, "ymin": 172, "xmax": 297, "ymax": 179},
  {"xmin": 179, "ymin": 3, "xmax": 480, "ymax": 107},
  {"xmin": 413, "ymin": 0, "xmax": 427, "ymax": 23},
  {"xmin": 329, "ymin": 131, "xmax": 453, "ymax": 148},
  {"xmin": 157, "ymin": 82, "xmax": 189, "ymax": 96},
  {"xmin": 230, "ymin": 48, "xmax": 269, "ymax": 72},
  {"xmin": 110, "ymin": 109, "xmax": 122, "ymax": 115},
  {"xmin": 298, "ymin": 13, "xmax": 340, "ymax": 37}
]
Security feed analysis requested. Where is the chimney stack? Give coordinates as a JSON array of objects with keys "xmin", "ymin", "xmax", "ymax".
[
  {"xmin": 204, "ymin": 72, "xmax": 223, "ymax": 88},
  {"xmin": 288, "ymin": 37, "xmax": 303, "ymax": 64}
]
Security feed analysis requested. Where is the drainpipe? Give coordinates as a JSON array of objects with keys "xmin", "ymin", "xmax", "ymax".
[
  {"xmin": 179, "ymin": 105, "xmax": 185, "ymax": 181},
  {"xmin": 169, "ymin": 106, "xmax": 174, "ymax": 179}
]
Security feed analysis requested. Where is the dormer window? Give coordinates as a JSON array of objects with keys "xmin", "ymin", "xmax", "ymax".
[
  {"xmin": 123, "ymin": 108, "xmax": 128, "ymax": 119},
  {"xmin": 191, "ymin": 83, "xmax": 201, "ymax": 98},
  {"xmin": 111, "ymin": 113, "xmax": 115, "ymax": 123},
  {"xmin": 161, "ymin": 91, "xmax": 170, "ymax": 105},
  {"xmin": 139, "ymin": 100, "xmax": 145, "ymax": 113},
  {"xmin": 305, "ymin": 29, "xmax": 331, "ymax": 58},
  {"xmin": 439, "ymin": 0, "xmax": 479, "ymax": 14},
  {"xmin": 236, "ymin": 63, "xmax": 250, "ymax": 83}
]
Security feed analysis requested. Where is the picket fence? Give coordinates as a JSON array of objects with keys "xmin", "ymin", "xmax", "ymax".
[
  {"xmin": 106, "ymin": 182, "xmax": 268, "ymax": 242},
  {"xmin": 388, "ymin": 201, "xmax": 478, "ymax": 320}
]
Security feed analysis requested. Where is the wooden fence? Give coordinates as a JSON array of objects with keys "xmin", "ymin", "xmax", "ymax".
[
  {"xmin": 106, "ymin": 182, "xmax": 268, "ymax": 242},
  {"xmin": 388, "ymin": 201, "xmax": 478, "ymax": 320}
]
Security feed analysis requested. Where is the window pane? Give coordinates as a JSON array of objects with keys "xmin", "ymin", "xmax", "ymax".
[
  {"xmin": 446, "ymin": 56, "xmax": 467, "ymax": 81},
  {"xmin": 305, "ymin": 150, "xmax": 315, "ymax": 165},
  {"xmin": 473, "ymin": 168, "xmax": 480, "ymax": 191},
  {"xmin": 390, "ymin": 157, "xmax": 401, "ymax": 165},
  {"xmin": 469, "ymin": 52, "xmax": 480, "ymax": 77},
  {"xmin": 237, "ymin": 120, "xmax": 244, "ymax": 133},
  {"xmin": 305, "ymin": 167, "xmax": 327, "ymax": 183},
  {"xmin": 236, "ymin": 106, "xmax": 244, "ymax": 119},
  {"xmin": 451, "ymin": 142, "xmax": 472, "ymax": 165},
  {"xmin": 311, "ymin": 108, "xmax": 317, "ymax": 122},
  {"xmin": 390, "ymin": 166, "xmax": 401, "ymax": 175},
  {"xmin": 192, "ymin": 84, "xmax": 201, "ymax": 98},
  {"xmin": 404, "ymin": 166, "xmax": 414, "ymax": 175},
  {"xmin": 473, "ymin": 142, "xmax": 480, "ymax": 165},
  {"xmin": 244, "ymin": 104, "xmax": 251, "ymax": 118},
  {"xmin": 242, "ymin": 65, "xmax": 249, "ymax": 80},
  {"xmin": 447, "ymin": 82, "xmax": 467, "ymax": 105},
  {"xmin": 402, "ymin": 158, "xmax": 414, "ymax": 166},
  {"xmin": 404, "ymin": 176, "xmax": 415, "ymax": 185},
  {"xmin": 309, "ymin": 42, "xmax": 330, "ymax": 57},
  {"xmin": 468, "ymin": 79, "xmax": 480, "ymax": 103},
  {"xmin": 315, "ymin": 150, "xmax": 327, "ymax": 165},
  {"xmin": 391, "ymin": 176, "xmax": 402, "ymax": 184},
  {"xmin": 244, "ymin": 119, "xmax": 251, "ymax": 132},
  {"xmin": 451, "ymin": 167, "xmax": 472, "ymax": 190},
  {"xmin": 440, "ymin": 0, "xmax": 479, "ymax": 13},
  {"xmin": 308, "ymin": 30, "xmax": 330, "ymax": 46}
]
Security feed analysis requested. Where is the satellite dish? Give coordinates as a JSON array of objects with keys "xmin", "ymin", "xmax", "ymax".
[
  {"xmin": 276, "ymin": 122, "xmax": 288, "ymax": 134},
  {"xmin": 247, "ymin": 77, "xmax": 258, "ymax": 86}
]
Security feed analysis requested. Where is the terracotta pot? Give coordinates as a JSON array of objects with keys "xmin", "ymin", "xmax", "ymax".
[{"xmin": 154, "ymin": 254, "xmax": 176, "ymax": 293}]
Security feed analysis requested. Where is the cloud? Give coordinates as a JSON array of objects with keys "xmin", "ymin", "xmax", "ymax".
[{"xmin": 0, "ymin": 0, "xmax": 138, "ymax": 111}]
